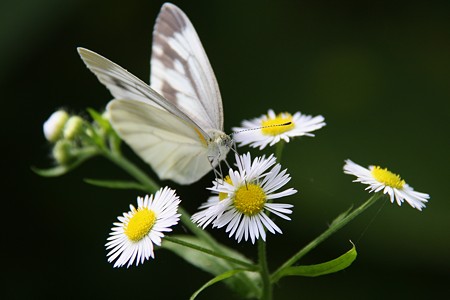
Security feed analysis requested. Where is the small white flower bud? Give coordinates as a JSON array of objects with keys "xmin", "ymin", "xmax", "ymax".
[
  {"xmin": 43, "ymin": 110, "xmax": 69, "ymax": 142},
  {"xmin": 52, "ymin": 140, "xmax": 73, "ymax": 165},
  {"xmin": 63, "ymin": 116, "xmax": 84, "ymax": 140}
]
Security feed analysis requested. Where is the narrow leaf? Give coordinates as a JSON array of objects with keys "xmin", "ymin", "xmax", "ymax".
[
  {"xmin": 31, "ymin": 151, "xmax": 96, "ymax": 177},
  {"xmin": 31, "ymin": 165, "xmax": 73, "ymax": 177},
  {"xmin": 84, "ymin": 178, "xmax": 147, "ymax": 191},
  {"xmin": 87, "ymin": 107, "xmax": 109, "ymax": 129},
  {"xmin": 190, "ymin": 269, "xmax": 245, "ymax": 300},
  {"xmin": 162, "ymin": 235, "xmax": 261, "ymax": 299},
  {"xmin": 277, "ymin": 242, "xmax": 357, "ymax": 279}
]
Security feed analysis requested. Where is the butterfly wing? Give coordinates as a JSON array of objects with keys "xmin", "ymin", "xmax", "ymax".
[
  {"xmin": 108, "ymin": 99, "xmax": 212, "ymax": 185},
  {"xmin": 151, "ymin": 3, "xmax": 224, "ymax": 132},
  {"xmin": 77, "ymin": 3, "xmax": 229, "ymax": 185},
  {"xmin": 77, "ymin": 47, "xmax": 210, "ymax": 139}
]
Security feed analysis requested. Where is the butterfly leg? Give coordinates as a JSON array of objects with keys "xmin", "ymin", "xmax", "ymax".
[{"xmin": 208, "ymin": 155, "xmax": 224, "ymax": 187}]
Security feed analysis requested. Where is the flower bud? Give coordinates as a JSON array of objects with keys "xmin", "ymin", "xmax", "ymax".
[
  {"xmin": 43, "ymin": 110, "xmax": 69, "ymax": 142},
  {"xmin": 52, "ymin": 140, "xmax": 73, "ymax": 165},
  {"xmin": 63, "ymin": 116, "xmax": 84, "ymax": 140}
]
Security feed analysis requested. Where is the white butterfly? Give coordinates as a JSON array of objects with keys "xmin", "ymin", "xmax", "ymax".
[{"xmin": 78, "ymin": 3, "xmax": 231, "ymax": 185}]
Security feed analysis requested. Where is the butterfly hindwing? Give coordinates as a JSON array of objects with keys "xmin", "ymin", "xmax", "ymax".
[{"xmin": 108, "ymin": 99, "xmax": 212, "ymax": 184}]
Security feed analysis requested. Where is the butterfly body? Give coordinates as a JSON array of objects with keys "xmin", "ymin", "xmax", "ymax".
[
  {"xmin": 206, "ymin": 129, "xmax": 233, "ymax": 162},
  {"xmin": 78, "ymin": 3, "xmax": 230, "ymax": 184}
]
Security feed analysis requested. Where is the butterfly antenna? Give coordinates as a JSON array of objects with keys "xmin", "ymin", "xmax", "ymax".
[{"xmin": 230, "ymin": 121, "xmax": 292, "ymax": 138}]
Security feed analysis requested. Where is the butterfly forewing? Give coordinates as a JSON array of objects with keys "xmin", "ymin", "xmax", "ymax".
[
  {"xmin": 151, "ymin": 3, "xmax": 224, "ymax": 132},
  {"xmin": 77, "ymin": 47, "xmax": 209, "ymax": 138}
]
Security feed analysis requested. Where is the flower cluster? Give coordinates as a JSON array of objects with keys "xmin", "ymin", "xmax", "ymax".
[{"xmin": 40, "ymin": 105, "xmax": 431, "ymax": 273}]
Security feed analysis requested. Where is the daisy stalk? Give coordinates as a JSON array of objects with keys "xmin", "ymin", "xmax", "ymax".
[
  {"xmin": 271, "ymin": 193, "xmax": 382, "ymax": 283},
  {"xmin": 274, "ymin": 140, "xmax": 285, "ymax": 162},
  {"xmin": 258, "ymin": 236, "xmax": 272, "ymax": 300},
  {"xmin": 257, "ymin": 139, "xmax": 285, "ymax": 300},
  {"xmin": 164, "ymin": 236, "xmax": 257, "ymax": 270}
]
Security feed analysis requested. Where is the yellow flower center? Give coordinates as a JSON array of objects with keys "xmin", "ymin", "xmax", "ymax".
[
  {"xmin": 233, "ymin": 183, "xmax": 266, "ymax": 216},
  {"xmin": 219, "ymin": 176, "xmax": 233, "ymax": 201},
  {"xmin": 261, "ymin": 113, "xmax": 294, "ymax": 136},
  {"xmin": 125, "ymin": 208, "xmax": 156, "ymax": 242},
  {"xmin": 371, "ymin": 166, "xmax": 405, "ymax": 189}
]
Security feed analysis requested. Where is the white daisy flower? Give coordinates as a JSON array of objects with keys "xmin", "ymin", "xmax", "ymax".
[
  {"xmin": 192, "ymin": 153, "xmax": 297, "ymax": 243},
  {"xmin": 343, "ymin": 159, "xmax": 429, "ymax": 211},
  {"xmin": 106, "ymin": 187, "xmax": 181, "ymax": 267},
  {"xmin": 232, "ymin": 109, "xmax": 326, "ymax": 150}
]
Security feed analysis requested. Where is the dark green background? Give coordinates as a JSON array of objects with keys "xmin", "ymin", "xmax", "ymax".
[{"xmin": 3, "ymin": 0, "xmax": 449, "ymax": 299}]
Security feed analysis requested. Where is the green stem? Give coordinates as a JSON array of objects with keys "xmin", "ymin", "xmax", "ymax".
[
  {"xmin": 258, "ymin": 239, "xmax": 272, "ymax": 300},
  {"xmin": 178, "ymin": 208, "xmax": 225, "ymax": 246},
  {"xmin": 165, "ymin": 236, "xmax": 257, "ymax": 270},
  {"xmin": 271, "ymin": 193, "xmax": 382, "ymax": 283},
  {"xmin": 70, "ymin": 146, "xmax": 101, "ymax": 158},
  {"xmin": 274, "ymin": 140, "xmax": 285, "ymax": 163},
  {"xmin": 255, "ymin": 140, "xmax": 284, "ymax": 299},
  {"xmin": 101, "ymin": 149, "xmax": 159, "ymax": 193},
  {"xmin": 108, "ymin": 130, "xmax": 122, "ymax": 156}
]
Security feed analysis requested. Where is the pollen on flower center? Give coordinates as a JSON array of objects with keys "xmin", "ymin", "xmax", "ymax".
[
  {"xmin": 371, "ymin": 166, "xmax": 405, "ymax": 189},
  {"xmin": 261, "ymin": 113, "xmax": 294, "ymax": 136},
  {"xmin": 125, "ymin": 208, "xmax": 156, "ymax": 242},
  {"xmin": 219, "ymin": 176, "xmax": 233, "ymax": 201},
  {"xmin": 233, "ymin": 183, "xmax": 266, "ymax": 216}
]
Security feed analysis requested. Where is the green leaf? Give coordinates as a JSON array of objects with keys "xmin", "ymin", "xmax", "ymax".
[
  {"xmin": 190, "ymin": 269, "xmax": 246, "ymax": 300},
  {"xmin": 276, "ymin": 242, "xmax": 357, "ymax": 279},
  {"xmin": 87, "ymin": 107, "xmax": 122, "ymax": 152},
  {"xmin": 84, "ymin": 178, "xmax": 147, "ymax": 191},
  {"xmin": 87, "ymin": 107, "xmax": 110, "ymax": 130},
  {"xmin": 31, "ymin": 151, "xmax": 97, "ymax": 177},
  {"xmin": 162, "ymin": 235, "xmax": 261, "ymax": 299},
  {"xmin": 32, "ymin": 165, "xmax": 73, "ymax": 177}
]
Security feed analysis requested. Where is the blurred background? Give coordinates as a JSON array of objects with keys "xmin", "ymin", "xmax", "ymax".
[{"xmin": 3, "ymin": 0, "xmax": 449, "ymax": 298}]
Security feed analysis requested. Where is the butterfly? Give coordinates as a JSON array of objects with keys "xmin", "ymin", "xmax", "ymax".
[{"xmin": 78, "ymin": 3, "xmax": 232, "ymax": 185}]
